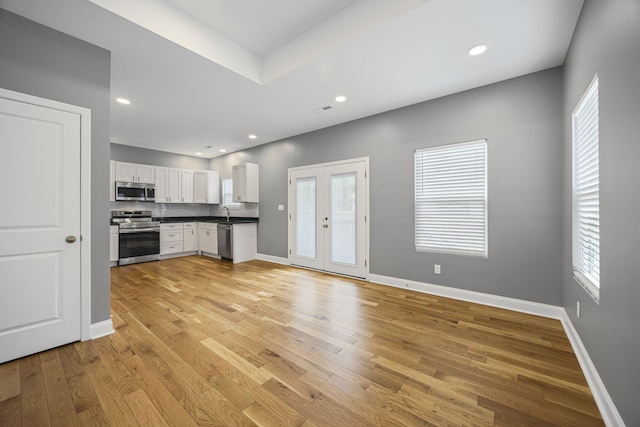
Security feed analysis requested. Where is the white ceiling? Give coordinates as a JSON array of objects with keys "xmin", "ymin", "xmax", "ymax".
[
  {"xmin": 163, "ymin": 0, "xmax": 361, "ymax": 57},
  {"xmin": 0, "ymin": 0, "xmax": 584, "ymax": 159}
]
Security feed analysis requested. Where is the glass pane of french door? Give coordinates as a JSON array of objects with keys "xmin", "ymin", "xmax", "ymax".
[
  {"xmin": 330, "ymin": 172, "xmax": 356, "ymax": 265},
  {"xmin": 296, "ymin": 177, "xmax": 316, "ymax": 258}
]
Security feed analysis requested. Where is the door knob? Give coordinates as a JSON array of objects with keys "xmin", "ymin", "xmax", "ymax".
[
  {"xmin": 323, "ymin": 224, "xmax": 328, "ymax": 228},
  {"xmin": 65, "ymin": 235, "xmax": 77, "ymax": 243}
]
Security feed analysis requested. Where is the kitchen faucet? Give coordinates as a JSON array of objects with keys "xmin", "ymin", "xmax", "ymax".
[{"xmin": 221, "ymin": 206, "xmax": 230, "ymax": 222}]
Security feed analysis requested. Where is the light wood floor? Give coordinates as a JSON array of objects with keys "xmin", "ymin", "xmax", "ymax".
[{"xmin": 0, "ymin": 256, "xmax": 603, "ymax": 426}]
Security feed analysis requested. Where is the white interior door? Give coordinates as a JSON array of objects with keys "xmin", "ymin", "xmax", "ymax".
[
  {"xmin": 0, "ymin": 96, "xmax": 82, "ymax": 364},
  {"xmin": 290, "ymin": 160, "xmax": 368, "ymax": 278}
]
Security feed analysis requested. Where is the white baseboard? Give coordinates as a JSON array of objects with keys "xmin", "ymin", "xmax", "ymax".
[
  {"xmin": 89, "ymin": 319, "xmax": 114, "ymax": 340},
  {"xmin": 561, "ymin": 314, "xmax": 625, "ymax": 427},
  {"xmin": 256, "ymin": 253, "xmax": 289, "ymax": 265},
  {"xmin": 368, "ymin": 273, "xmax": 565, "ymax": 319}
]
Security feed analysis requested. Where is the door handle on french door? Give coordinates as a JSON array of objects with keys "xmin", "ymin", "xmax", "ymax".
[{"xmin": 65, "ymin": 235, "xmax": 77, "ymax": 243}]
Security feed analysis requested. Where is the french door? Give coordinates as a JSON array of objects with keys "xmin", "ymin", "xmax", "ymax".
[{"xmin": 289, "ymin": 159, "xmax": 368, "ymax": 278}]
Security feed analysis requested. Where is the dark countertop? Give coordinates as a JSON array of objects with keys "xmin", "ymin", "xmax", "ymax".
[{"xmin": 154, "ymin": 216, "xmax": 259, "ymax": 224}]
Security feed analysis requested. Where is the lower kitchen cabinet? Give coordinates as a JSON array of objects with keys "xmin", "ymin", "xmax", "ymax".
[
  {"xmin": 183, "ymin": 222, "xmax": 198, "ymax": 251},
  {"xmin": 154, "ymin": 221, "xmax": 256, "ymax": 261},
  {"xmin": 159, "ymin": 222, "xmax": 200, "ymax": 258},
  {"xmin": 198, "ymin": 222, "xmax": 257, "ymax": 263},
  {"xmin": 229, "ymin": 223, "xmax": 257, "ymax": 263},
  {"xmin": 160, "ymin": 223, "xmax": 183, "ymax": 255},
  {"xmin": 198, "ymin": 222, "xmax": 218, "ymax": 255},
  {"xmin": 109, "ymin": 225, "xmax": 119, "ymax": 265}
]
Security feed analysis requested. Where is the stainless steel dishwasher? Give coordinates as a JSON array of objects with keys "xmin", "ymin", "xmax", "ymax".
[{"xmin": 217, "ymin": 223, "xmax": 232, "ymax": 260}]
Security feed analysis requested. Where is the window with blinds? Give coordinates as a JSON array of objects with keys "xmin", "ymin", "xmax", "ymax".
[
  {"xmin": 572, "ymin": 75, "xmax": 600, "ymax": 298},
  {"xmin": 222, "ymin": 178, "xmax": 240, "ymax": 208},
  {"xmin": 415, "ymin": 139, "xmax": 487, "ymax": 257}
]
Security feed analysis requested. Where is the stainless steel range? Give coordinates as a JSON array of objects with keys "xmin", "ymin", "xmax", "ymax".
[{"xmin": 111, "ymin": 210, "xmax": 160, "ymax": 265}]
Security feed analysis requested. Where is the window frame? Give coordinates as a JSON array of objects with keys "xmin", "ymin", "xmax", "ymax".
[
  {"xmin": 414, "ymin": 139, "xmax": 488, "ymax": 258},
  {"xmin": 222, "ymin": 177, "xmax": 241, "ymax": 208},
  {"xmin": 572, "ymin": 74, "xmax": 600, "ymax": 301}
]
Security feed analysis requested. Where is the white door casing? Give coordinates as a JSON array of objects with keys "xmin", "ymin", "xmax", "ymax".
[
  {"xmin": 0, "ymin": 88, "xmax": 92, "ymax": 363},
  {"xmin": 289, "ymin": 158, "xmax": 369, "ymax": 278}
]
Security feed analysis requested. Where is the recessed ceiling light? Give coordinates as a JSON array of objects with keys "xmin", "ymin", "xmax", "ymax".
[
  {"xmin": 116, "ymin": 97, "xmax": 130, "ymax": 105},
  {"xmin": 220, "ymin": 149, "xmax": 227, "ymax": 153},
  {"xmin": 248, "ymin": 134, "xmax": 257, "ymax": 139},
  {"xmin": 335, "ymin": 95, "xmax": 347, "ymax": 103},
  {"xmin": 195, "ymin": 152, "xmax": 203, "ymax": 155},
  {"xmin": 467, "ymin": 44, "xmax": 487, "ymax": 56}
]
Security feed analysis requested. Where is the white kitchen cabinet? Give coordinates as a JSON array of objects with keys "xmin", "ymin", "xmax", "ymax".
[
  {"xmin": 183, "ymin": 222, "xmax": 198, "ymax": 251},
  {"xmin": 160, "ymin": 223, "xmax": 184, "ymax": 255},
  {"xmin": 109, "ymin": 225, "xmax": 119, "ymax": 264},
  {"xmin": 155, "ymin": 167, "xmax": 168, "ymax": 202},
  {"xmin": 167, "ymin": 168, "xmax": 181, "ymax": 203},
  {"xmin": 198, "ymin": 222, "xmax": 218, "ymax": 255},
  {"xmin": 232, "ymin": 163, "xmax": 259, "ymax": 203},
  {"xmin": 115, "ymin": 161, "xmax": 155, "ymax": 184},
  {"xmin": 193, "ymin": 170, "xmax": 220, "ymax": 204},
  {"xmin": 230, "ymin": 223, "xmax": 258, "ymax": 263},
  {"xmin": 155, "ymin": 167, "xmax": 182, "ymax": 203},
  {"xmin": 109, "ymin": 160, "xmax": 116, "ymax": 202},
  {"xmin": 181, "ymin": 170, "xmax": 193, "ymax": 203}
]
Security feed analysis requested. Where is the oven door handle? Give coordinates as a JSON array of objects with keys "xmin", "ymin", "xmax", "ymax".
[{"xmin": 119, "ymin": 228, "xmax": 160, "ymax": 234}]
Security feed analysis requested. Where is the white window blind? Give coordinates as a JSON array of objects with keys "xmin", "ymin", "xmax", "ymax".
[
  {"xmin": 222, "ymin": 178, "xmax": 240, "ymax": 207},
  {"xmin": 415, "ymin": 140, "xmax": 487, "ymax": 257},
  {"xmin": 572, "ymin": 75, "xmax": 600, "ymax": 297}
]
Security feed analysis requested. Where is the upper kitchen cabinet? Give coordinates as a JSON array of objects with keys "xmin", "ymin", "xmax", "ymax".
[
  {"xmin": 232, "ymin": 163, "xmax": 259, "ymax": 203},
  {"xmin": 155, "ymin": 167, "xmax": 182, "ymax": 203},
  {"xmin": 114, "ymin": 161, "xmax": 155, "ymax": 184},
  {"xmin": 181, "ymin": 170, "xmax": 193, "ymax": 203},
  {"xmin": 193, "ymin": 170, "xmax": 220, "ymax": 204}
]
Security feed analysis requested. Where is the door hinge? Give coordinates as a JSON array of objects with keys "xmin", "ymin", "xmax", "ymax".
[
  {"xmin": 365, "ymin": 260, "xmax": 367, "ymax": 267},
  {"xmin": 365, "ymin": 170, "xmax": 367, "ymax": 178},
  {"xmin": 289, "ymin": 179, "xmax": 291, "ymax": 185},
  {"xmin": 289, "ymin": 249, "xmax": 292, "ymax": 255},
  {"xmin": 289, "ymin": 214, "xmax": 292, "ymax": 220}
]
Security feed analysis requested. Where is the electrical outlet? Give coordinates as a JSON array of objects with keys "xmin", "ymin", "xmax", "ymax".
[
  {"xmin": 576, "ymin": 301, "xmax": 581, "ymax": 319},
  {"xmin": 277, "ymin": 204, "xmax": 284, "ymax": 211},
  {"xmin": 434, "ymin": 264, "xmax": 441, "ymax": 275}
]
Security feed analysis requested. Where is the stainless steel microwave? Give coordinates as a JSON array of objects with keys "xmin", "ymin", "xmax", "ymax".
[{"xmin": 115, "ymin": 181, "xmax": 155, "ymax": 202}]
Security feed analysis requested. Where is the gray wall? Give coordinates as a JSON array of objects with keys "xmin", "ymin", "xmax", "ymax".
[
  {"xmin": 111, "ymin": 142, "xmax": 209, "ymax": 170},
  {"xmin": 210, "ymin": 67, "xmax": 565, "ymax": 305},
  {"xmin": 562, "ymin": 0, "xmax": 640, "ymax": 424},
  {"xmin": 0, "ymin": 10, "xmax": 111, "ymax": 323}
]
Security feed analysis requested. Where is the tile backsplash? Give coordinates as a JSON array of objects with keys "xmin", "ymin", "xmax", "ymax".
[
  {"xmin": 213, "ymin": 203, "xmax": 258, "ymax": 218},
  {"xmin": 109, "ymin": 202, "xmax": 258, "ymax": 218}
]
